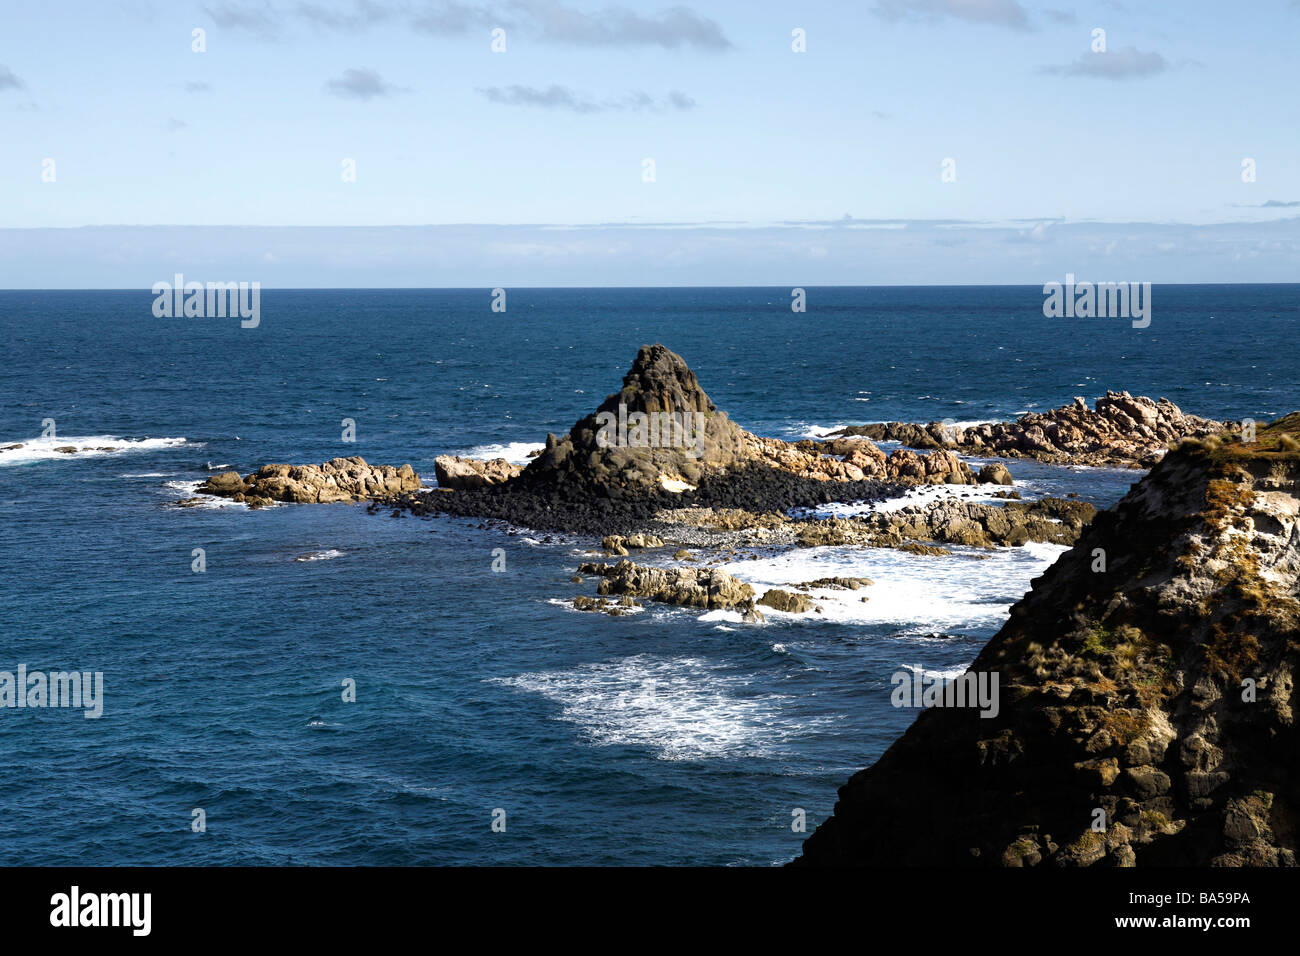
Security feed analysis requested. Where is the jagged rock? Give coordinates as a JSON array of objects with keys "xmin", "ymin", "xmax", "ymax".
[
  {"xmin": 577, "ymin": 559, "xmax": 756, "ymax": 612},
  {"xmin": 794, "ymin": 413, "xmax": 1300, "ymax": 867},
  {"xmin": 865, "ymin": 497, "xmax": 1095, "ymax": 548},
  {"xmin": 523, "ymin": 344, "xmax": 750, "ymax": 491},
  {"xmin": 786, "ymin": 497, "xmax": 1095, "ymax": 550},
  {"xmin": 434, "ymin": 455, "xmax": 523, "ymax": 489},
  {"xmin": 197, "ymin": 457, "xmax": 421, "ymax": 505},
  {"xmin": 749, "ymin": 434, "xmax": 976, "ymax": 485},
  {"xmin": 833, "ymin": 392, "xmax": 1227, "ymax": 468}
]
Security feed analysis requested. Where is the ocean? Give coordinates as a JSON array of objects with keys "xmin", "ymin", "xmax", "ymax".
[{"xmin": 1, "ymin": 285, "xmax": 1295, "ymax": 865}]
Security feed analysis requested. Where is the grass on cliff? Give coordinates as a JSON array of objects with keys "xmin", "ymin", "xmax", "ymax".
[{"xmin": 1180, "ymin": 411, "xmax": 1300, "ymax": 463}]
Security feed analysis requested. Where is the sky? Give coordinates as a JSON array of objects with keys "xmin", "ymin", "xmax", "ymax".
[{"xmin": 1, "ymin": 0, "xmax": 1298, "ymax": 285}]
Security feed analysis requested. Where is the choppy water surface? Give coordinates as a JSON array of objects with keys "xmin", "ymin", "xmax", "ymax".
[{"xmin": 1, "ymin": 286, "xmax": 1294, "ymax": 864}]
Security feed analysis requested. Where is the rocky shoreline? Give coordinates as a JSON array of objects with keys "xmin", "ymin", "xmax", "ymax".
[
  {"xmin": 833, "ymin": 391, "xmax": 1228, "ymax": 469},
  {"xmin": 185, "ymin": 344, "xmax": 1223, "ymax": 610},
  {"xmin": 167, "ymin": 342, "xmax": 1300, "ymax": 867},
  {"xmin": 794, "ymin": 418, "xmax": 1300, "ymax": 867}
]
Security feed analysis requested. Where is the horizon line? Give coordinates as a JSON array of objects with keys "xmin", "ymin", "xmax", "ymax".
[{"xmin": 4, "ymin": 282, "xmax": 1299, "ymax": 292}]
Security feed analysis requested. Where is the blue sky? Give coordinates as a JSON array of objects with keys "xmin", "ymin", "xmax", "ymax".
[{"xmin": 1, "ymin": 0, "xmax": 1298, "ymax": 284}]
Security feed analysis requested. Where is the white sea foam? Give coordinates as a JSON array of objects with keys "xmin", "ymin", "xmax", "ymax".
[
  {"xmin": 795, "ymin": 419, "xmax": 1002, "ymax": 441},
  {"xmin": 490, "ymin": 654, "xmax": 831, "ymax": 761},
  {"xmin": 800, "ymin": 481, "xmax": 1030, "ymax": 518},
  {"xmin": 0, "ymin": 435, "xmax": 190, "ymax": 466},
  {"xmin": 546, "ymin": 598, "xmax": 646, "ymax": 615},
  {"xmin": 902, "ymin": 663, "xmax": 971, "ymax": 682},
  {"xmin": 295, "ymin": 549, "xmax": 345, "ymax": 562},
  {"xmin": 792, "ymin": 422, "xmax": 853, "ymax": 440},
  {"xmin": 458, "ymin": 441, "xmax": 544, "ymax": 465},
  {"xmin": 721, "ymin": 541, "xmax": 1068, "ymax": 632},
  {"xmin": 163, "ymin": 478, "xmax": 255, "ymax": 509},
  {"xmin": 698, "ymin": 608, "xmax": 752, "ymax": 624}
]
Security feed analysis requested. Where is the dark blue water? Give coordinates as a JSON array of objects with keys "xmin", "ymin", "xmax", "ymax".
[{"xmin": 1, "ymin": 286, "xmax": 1295, "ymax": 865}]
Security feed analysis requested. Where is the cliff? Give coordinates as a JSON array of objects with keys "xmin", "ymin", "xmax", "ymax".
[{"xmin": 795, "ymin": 415, "xmax": 1300, "ymax": 867}]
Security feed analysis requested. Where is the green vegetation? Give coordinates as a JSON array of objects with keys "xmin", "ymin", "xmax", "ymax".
[{"xmin": 1204, "ymin": 412, "xmax": 1300, "ymax": 463}]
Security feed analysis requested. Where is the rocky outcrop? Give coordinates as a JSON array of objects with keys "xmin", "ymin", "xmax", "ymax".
[
  {"xmin": 521, "ymin": 344, "xmax": 750, "ymax": 491},
  {"xmin": 400, "ymin": 345, "xmax": 976, "ymax": 532},
  {"xmin": 834, "ymin": 392, "xmax": 1226, "ymax": 468},
  {"xmin": 747, "ymin": 435, "xmax": 976, "ymax": 485},
  {"xmin": 786, "ymin": 496, "xmax": 1095, "ymax": 549},
  {"xmin": 434, "ymin": 455, "xmax": 522, "ymax": 489},
  {"xmin": 576, "ymin": 559, "xmax": 759, "ymax": 615},
  {"xmin": 198, "ymin": 456, "xmax": 421, "ymax": 506},
  {"xmin": 860, "ymin": 496, "xmax": 1096, "ymax": 548},
  {"xmin": 795, "ymin": 416, "xmax": 1300, "ymax": 867}
]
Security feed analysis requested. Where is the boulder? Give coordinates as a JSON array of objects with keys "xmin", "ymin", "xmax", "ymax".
[
  {"xmin": 979, "ymin": 463, "xmax": 1015, "ymax": 485},
  {"xmin": 757, "ymin": 589, "xmax": 819, "ymax": 613},
  {"xmin": 434, "ymin": 455, "xmax": 523, "ymax": 489}
]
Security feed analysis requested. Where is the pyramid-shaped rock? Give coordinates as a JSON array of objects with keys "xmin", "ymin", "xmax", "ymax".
[{"xmin": 522, "ymin": 344, "xmax": 748, "ymax": 489}]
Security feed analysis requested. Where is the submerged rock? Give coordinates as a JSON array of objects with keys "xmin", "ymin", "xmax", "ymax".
[{"xmin": 794, "ymin": 577, "xmax": 873, "ymax": 591}]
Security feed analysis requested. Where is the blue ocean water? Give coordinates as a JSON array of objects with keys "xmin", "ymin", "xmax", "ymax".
[{"xmin": 0, "ymin": 285, "xmax": 1295, "ymax": 866}]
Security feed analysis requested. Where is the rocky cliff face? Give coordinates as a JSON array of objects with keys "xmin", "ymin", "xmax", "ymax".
[{"xmin": 795, "ymin": 415, "xmax": 1300, "ymax": 867}]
